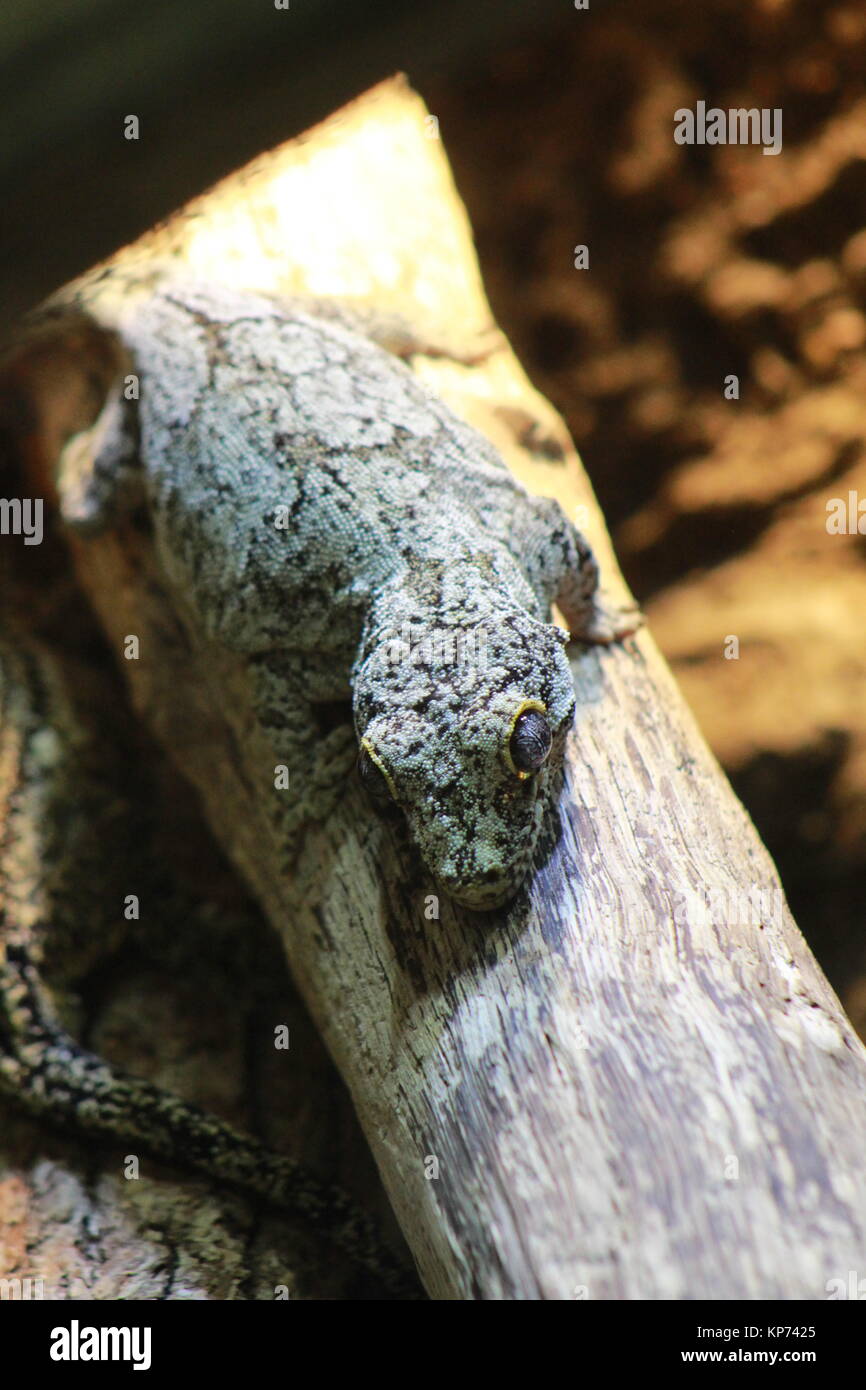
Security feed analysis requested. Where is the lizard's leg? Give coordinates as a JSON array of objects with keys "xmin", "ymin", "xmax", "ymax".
[
  {"xmin": 0, "ymin": 932, "xmax": 419, "ymax": 1298},
  {"xmin": 245, "ymin": 650, "xmax": 358, "ymax": 869},
  {"xmin": 510, "ymin": 494, "xmax": 643, "ymax": 644},
  {"xmin": 0, "ymin": 307, "xmax": 138, "ymax": 533},
  {"xmin": 58, "ymin": 386, "xmax": 144, "ymax": 535}
]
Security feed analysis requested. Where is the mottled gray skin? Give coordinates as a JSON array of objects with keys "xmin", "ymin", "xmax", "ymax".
[{"xmin": 68, "ymin": 280, "xmax": 629, "ymax": 909}]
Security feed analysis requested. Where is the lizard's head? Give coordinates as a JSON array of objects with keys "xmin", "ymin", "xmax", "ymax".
[{"xmin": 353, "ymin": 610, "xmax": 575, "ymax": 910}]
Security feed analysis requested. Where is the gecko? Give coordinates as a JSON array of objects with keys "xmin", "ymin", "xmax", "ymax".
[{"xmin": 61, "ymin": 277, "xmax": 639, "ymax": 911}]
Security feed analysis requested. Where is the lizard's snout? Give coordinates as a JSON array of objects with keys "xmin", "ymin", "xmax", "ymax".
[
  {"xmin": 431, "ymin": 841, "xmax": 533, "ymax": 912},
  {"xmin": 409, "ymin": 780, "xmax": 543, "ymax": 912}
]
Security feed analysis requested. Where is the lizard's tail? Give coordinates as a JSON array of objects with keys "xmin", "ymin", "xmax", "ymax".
[{"xmin": 0, "ymin": 937, "xmax": 422, "ymax": 1300}]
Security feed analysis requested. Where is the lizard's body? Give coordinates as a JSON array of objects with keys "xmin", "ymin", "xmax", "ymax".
[{"xmin": 67, "ymin": 279, "xmax": 634, "ymax": 909}]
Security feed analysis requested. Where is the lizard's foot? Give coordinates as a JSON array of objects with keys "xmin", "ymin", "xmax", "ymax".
[{"xmin": 568, "ymin": 592, "xmax": 644, "ymax": 646}]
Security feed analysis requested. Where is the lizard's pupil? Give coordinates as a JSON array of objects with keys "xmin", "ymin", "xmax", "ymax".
[{"xmin": 510, "ymin": 710, "xmax": 552, "ymax": 774}]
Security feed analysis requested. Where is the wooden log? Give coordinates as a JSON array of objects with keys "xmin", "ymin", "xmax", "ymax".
[{"xmin": 6, "ymin": 76, "xmax": 866, "ymax": 1300}]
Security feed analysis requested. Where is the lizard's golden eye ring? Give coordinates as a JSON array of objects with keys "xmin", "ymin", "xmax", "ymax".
[
  {"xmin": 506, "ymin": 703, "xmax": 552, "ymax": 778},
  {"xmin": 358, "ymin": 740, "xmax": 399, "ymax": 812}
]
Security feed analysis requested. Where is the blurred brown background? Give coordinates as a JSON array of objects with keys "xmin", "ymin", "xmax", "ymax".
[{"xmin": 3, "ymin": 0, "xmax": 865, "ymax": 1033}]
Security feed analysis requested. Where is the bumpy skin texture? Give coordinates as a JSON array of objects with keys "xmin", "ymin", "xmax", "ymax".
[{"xmin": 68, "ymin": 280, "xmax": 629, "ymax": 909}]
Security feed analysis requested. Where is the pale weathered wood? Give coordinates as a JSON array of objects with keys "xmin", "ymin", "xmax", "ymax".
[{"xmin": 7, "ymin": 76, "xmax": 866, "ymax": 1299}]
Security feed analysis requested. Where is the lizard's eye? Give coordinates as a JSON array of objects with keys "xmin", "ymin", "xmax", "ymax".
[
  {"xmin": 357, "ymin": 742, "xmax": 398, "ymax": 811},
  {"xmin": 508, "ymin": 707, "xmax": 552, "ymax": 777}
]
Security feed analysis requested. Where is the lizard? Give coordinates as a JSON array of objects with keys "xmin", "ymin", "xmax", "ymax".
[{"xmin": 57, "ymin": 276, "xmax": 640, "ymax": 912}]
